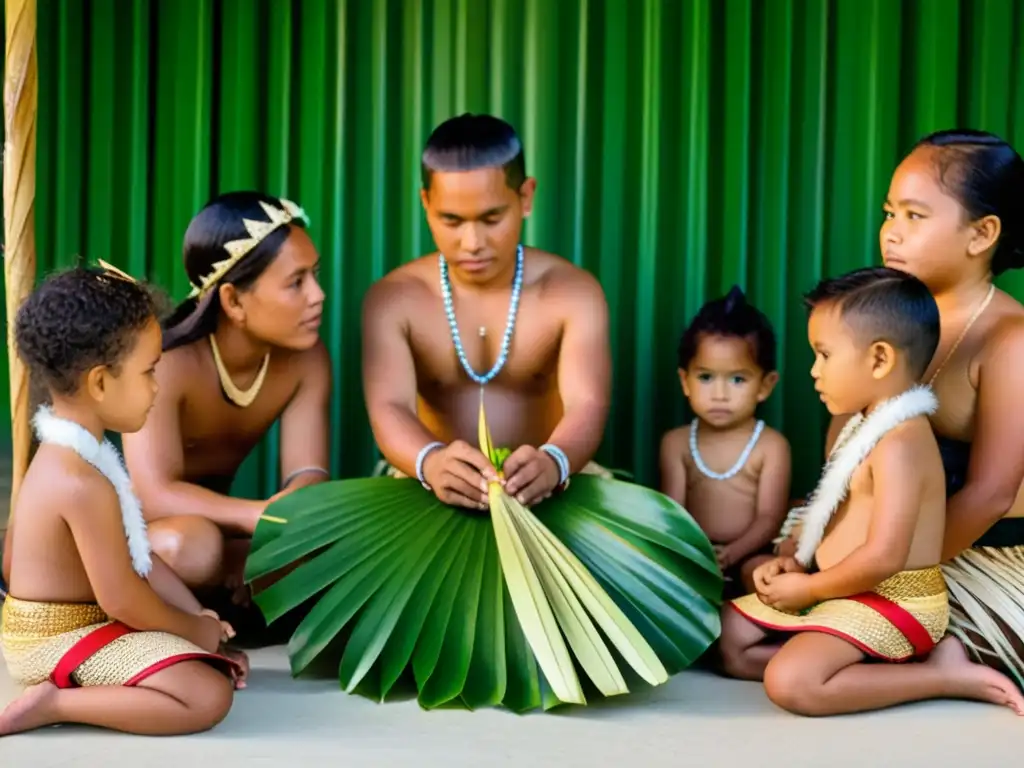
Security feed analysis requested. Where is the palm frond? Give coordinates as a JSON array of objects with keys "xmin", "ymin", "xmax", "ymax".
[{"xmin": 244, "ymin": 404, "xmax": 722, "ymax": 712}]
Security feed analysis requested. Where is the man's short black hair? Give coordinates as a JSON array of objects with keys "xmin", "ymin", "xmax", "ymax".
[
  {"xmin": 15, "ymin": 266, "xmax": 160, "ymax": 396},
  {"xmin": 677, "ymin": 285, "xmax": 777, "ymax": 373},
  {"xmin": 803, "ymin": 266, "xmax": 940, "ymax": 380},
  {"xmin": 421, "ymin": 113, "xmax": 526, "ymax": 190}
]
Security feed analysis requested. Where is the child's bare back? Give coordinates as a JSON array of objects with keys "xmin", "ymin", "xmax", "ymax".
[
  {"xmin": 8, "ymin": 447, "xmax": 116, "ymax": 604},
  {"xmin": 0, "ymin": 266, "xmax": 247, "ymax": 738}
]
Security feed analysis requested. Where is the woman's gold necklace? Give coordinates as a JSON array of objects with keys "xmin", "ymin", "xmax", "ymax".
[{"xmin": 209, "ymin": 334, "xmax": 270, "ymax": 408}]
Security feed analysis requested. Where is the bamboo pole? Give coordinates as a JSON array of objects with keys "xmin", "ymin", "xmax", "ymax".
[{"xmin": 2, "ymin": 0, "xmax": 38, "ymax": 578}]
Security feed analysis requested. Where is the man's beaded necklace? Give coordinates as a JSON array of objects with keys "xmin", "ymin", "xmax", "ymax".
[{"xmin": 439, "ymin": 243, "xmax": 524, "ymax": 385}]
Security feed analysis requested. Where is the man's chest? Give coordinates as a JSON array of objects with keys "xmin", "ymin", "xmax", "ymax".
[{"xmin": 410, "ymin": 311, "xmax": 563, "ymax": 388}]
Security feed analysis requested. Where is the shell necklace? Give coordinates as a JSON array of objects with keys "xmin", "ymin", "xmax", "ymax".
[{"xmin": 690, "ymin": 418, "xmax": 765, "ymax": 481}]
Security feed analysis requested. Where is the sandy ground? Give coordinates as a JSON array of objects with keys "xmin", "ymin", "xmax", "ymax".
[{"xmin": 0, "ymin": 641, "xmax": 1020, "ymax": 766}]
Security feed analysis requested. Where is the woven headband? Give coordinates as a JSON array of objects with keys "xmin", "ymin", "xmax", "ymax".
[{"xmin": 188, "ymin": 198, "xmax": 309, "ymax": 298}]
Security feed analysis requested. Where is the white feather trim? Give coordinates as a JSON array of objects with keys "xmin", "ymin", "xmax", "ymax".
[
  {"xmin": 794, "ymin": 385, "xmax": 939, "ymax": 567},
  {"xmin": 32, "ymin": 406, "xmax": 153, "ymax": 577}
]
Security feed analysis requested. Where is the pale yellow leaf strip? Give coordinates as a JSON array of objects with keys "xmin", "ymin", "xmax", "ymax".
[
  {"xmin": 514, "ymin": 501, "xmax": 669, "ymax": 685},
  {"xmin": 489, "ymin": 484, "xmax": 585, "ymax": 704},
  {"xmin": 506, "ymin": 497, "xmax": 628, "ymax": 696}
]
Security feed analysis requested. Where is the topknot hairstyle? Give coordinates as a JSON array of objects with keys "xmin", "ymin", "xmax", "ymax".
[
  {"xmin": 677, "ymin": 285, "xmax": 777, "ymax": 373},
  {"xmin": 15, "ymin": 266, "xmax": 161, "ymax": 396}
]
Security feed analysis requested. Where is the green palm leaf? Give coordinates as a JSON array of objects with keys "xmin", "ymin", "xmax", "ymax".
[
  {"xmin": 246, "ymin": 395, "xmax": 721, "ymax": 712},
  {"xmin": 245, "ymin": 481, "xmax": 721, "ymax": 711}
]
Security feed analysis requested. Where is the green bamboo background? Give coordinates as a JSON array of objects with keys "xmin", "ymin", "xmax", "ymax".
[{"xmin": 2, "ymin": 0, "xmax": 1023, "ymax": 499}]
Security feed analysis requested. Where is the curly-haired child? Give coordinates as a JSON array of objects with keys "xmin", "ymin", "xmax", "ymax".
[{"xmin": 0, "ymin": 265, "xmax": 246, "ymax": 737}]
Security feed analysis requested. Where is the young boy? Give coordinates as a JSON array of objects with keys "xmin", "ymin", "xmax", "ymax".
[
  {"xmin": 719, "ymin": 266, "xmax": 1024, "ymax": 716},
  {"xmin": 660, "ymin": 286, "xmax": 792, "ymax": 595},
  {"xmin": 0, "ymin": 266, "xmax": 247, "ymax": 737}
]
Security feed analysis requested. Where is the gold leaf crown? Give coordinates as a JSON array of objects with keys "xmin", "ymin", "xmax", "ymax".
[
  {"xmin": 97, "ymin": 259, "xmax": 138, "ymax": 283},
  {"xmin": 188, "ymin": 198, "xmax": 309, "ymax": 299}
]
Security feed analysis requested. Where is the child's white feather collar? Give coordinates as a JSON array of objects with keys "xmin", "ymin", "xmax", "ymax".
[
  {"xmin": 795, "ymin": 386, "xmax": 939, "ymax": 566},
  {"xmin": 32, "ymin": 406, "xmax": 152, "ymax": 577}
]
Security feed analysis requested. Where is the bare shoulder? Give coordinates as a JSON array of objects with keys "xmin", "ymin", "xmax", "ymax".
[
  {"xmin": 756, "ymin": 425, "xmax": 791, "ymax": 461},
  {"xmin": 362, "ymin": 255, "xmax": 437, "ymax": 318},
  {"xmin": 533, "ymin": 250, "xmax": 606, "ymax": 302},
  {"xmin": 980, "ymin": 311, "xmax": 1024, "ymax": 363},
  {"xmin": 25, "ymin": 446, "xmax": 118, "ymax": 522},
  {"xmin": 153, "ymin": 343, "xmax": 199, "ymax": 395},
  {"xmin": 869, "ymin": 416, "xmax": 936, "ymax": 470},
  {"xmin": 660, "ymin": 424, "xmax": 692, "ymax": 459}
]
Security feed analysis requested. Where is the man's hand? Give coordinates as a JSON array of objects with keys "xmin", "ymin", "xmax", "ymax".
[
  {"xmin": 503, "ymin": 446, "xmax": 562, "ymax": 506},
  {"xmin": 422, "ymin": 441, "xmax": 499, "ymax": 510},
  {"xmin": 759, "ymin": 572, "xmax": 817, "ymax": 614}
]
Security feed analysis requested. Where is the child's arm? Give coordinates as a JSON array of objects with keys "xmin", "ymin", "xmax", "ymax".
[
  {"xmin": 147, "ymin": 554, "xmax": 205, "ymax": 614},
  {"xmin": 659, "ymin": 430, "xmax": 688, "ymax": 506},
  {"xmin": 62, "ymin": 473, "xmax": 224, "ymax": 652},
  {"xmin": 806, "ymin": 431, "xmax": 922, "ymax": 602},
  {"xmin": 721, "ymin": 432, "xmax": 792, "ymax": 564}
]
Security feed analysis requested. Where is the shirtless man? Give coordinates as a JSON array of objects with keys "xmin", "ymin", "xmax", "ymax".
[
  {"xmin": 362, "ymin": 113, "xmax": 610, "ymax": 501},
  {"xmin": 719, "ymin": 267, "xmax": 1024, "ymax": 716},
  {"xmin": 120, "ymin": 192, "xmax": 331, "ymax": 619},
  {"xmin": 244, "ymin": 116, "xmax": 722, "ymax": 707}
]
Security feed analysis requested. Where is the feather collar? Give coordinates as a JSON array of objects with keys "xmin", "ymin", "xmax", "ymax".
[
  {"xmin": 32, "ymin": 406, "xmax": 152, "ymax": 577},
  {"xmin": 795, "ymin": 385, "xmax": 938, "ymax": 566}
]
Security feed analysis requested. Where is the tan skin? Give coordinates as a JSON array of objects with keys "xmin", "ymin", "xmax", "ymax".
[
  {"xmin": 818, "ymin": 146, "xmax": 1024, "ymax": 560},
  {"xmin": 362, "ymin": 167, "xmax": 611, "ymax": 508},
  {"xmin": 122, "ymin": 227, "xmax": 331, "ymax": 592},
  {"xmin": 659, "ymin": 334, "xmax": 790, "ymax": 593},
  {"xmin": 0, "ymin": 317, "xmax": 249, "ymax": 737},
  {"xmin": 719, "ymin": 305, "xmax": 1024, "ymax": 716}
]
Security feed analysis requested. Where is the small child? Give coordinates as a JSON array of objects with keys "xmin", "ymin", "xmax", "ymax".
[
  {"xmin": 0, "ymin": 266, "xmax": 247, "ymax": 737},
  {"xmin": 660, "ymin": 286, "xmax": 792, "ymax": 596},
  {"xmin": 719, "ymin": 267, "xmax": 1024, "ymax": 716}
]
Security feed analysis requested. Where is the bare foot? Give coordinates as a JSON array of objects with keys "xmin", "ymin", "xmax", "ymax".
[
  {"xmin": 927, "ymin": 636, "xmax": 1024, "ymax": 715},
  {"xmin": 0, "ymin": 681, "xmax": 59, "ymax": 736},
  {"xmin": 221, "ymin": 646, "xmax": 250, "ymax": 690}
]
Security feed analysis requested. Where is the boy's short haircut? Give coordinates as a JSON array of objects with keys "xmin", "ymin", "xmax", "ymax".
[
  {"xmin": 677, "ymin": 285, "xmax": 777, "ymax": 373},
  {"xmin": 803, "ymin": 266, "xmax": 940, "ymax": 380},
  {"xmin": 15, "ymin": 265, "xmax": 161, "ymax": 396}
]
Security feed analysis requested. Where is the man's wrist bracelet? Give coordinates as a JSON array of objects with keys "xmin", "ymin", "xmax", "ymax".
[
  {"xmin": 540, "ymin": 443, "xmax": 571, "ymax": 486},
  {"xmin": 415, "ymin": 441, "xmax": 445, "ymax": 490}
]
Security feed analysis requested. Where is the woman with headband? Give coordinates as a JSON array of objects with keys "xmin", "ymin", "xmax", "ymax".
[{"xmin": 122, "ymin": 191, "xmax": 331, "ymax": 630}]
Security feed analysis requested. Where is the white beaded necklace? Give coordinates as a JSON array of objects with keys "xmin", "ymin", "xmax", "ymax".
[{"xmin": 689, "ymin": 418, "xmax": 765, "ymax": 481}]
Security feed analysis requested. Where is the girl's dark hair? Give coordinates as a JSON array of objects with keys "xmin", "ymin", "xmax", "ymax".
[
  {"xmin": 914, "ymin": 129, "xmax": 1024, "ymax": 275},
  {"xmin": 677, "ymin": 285, "xmax": 777, "ymax": 373},
  {"xmin": 15, "ymin": 266, "xmax": 160, "ymax": 396},
  {"xmin": 162, "ymin": 191, "xmax": 309, "ymax": 352}
]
